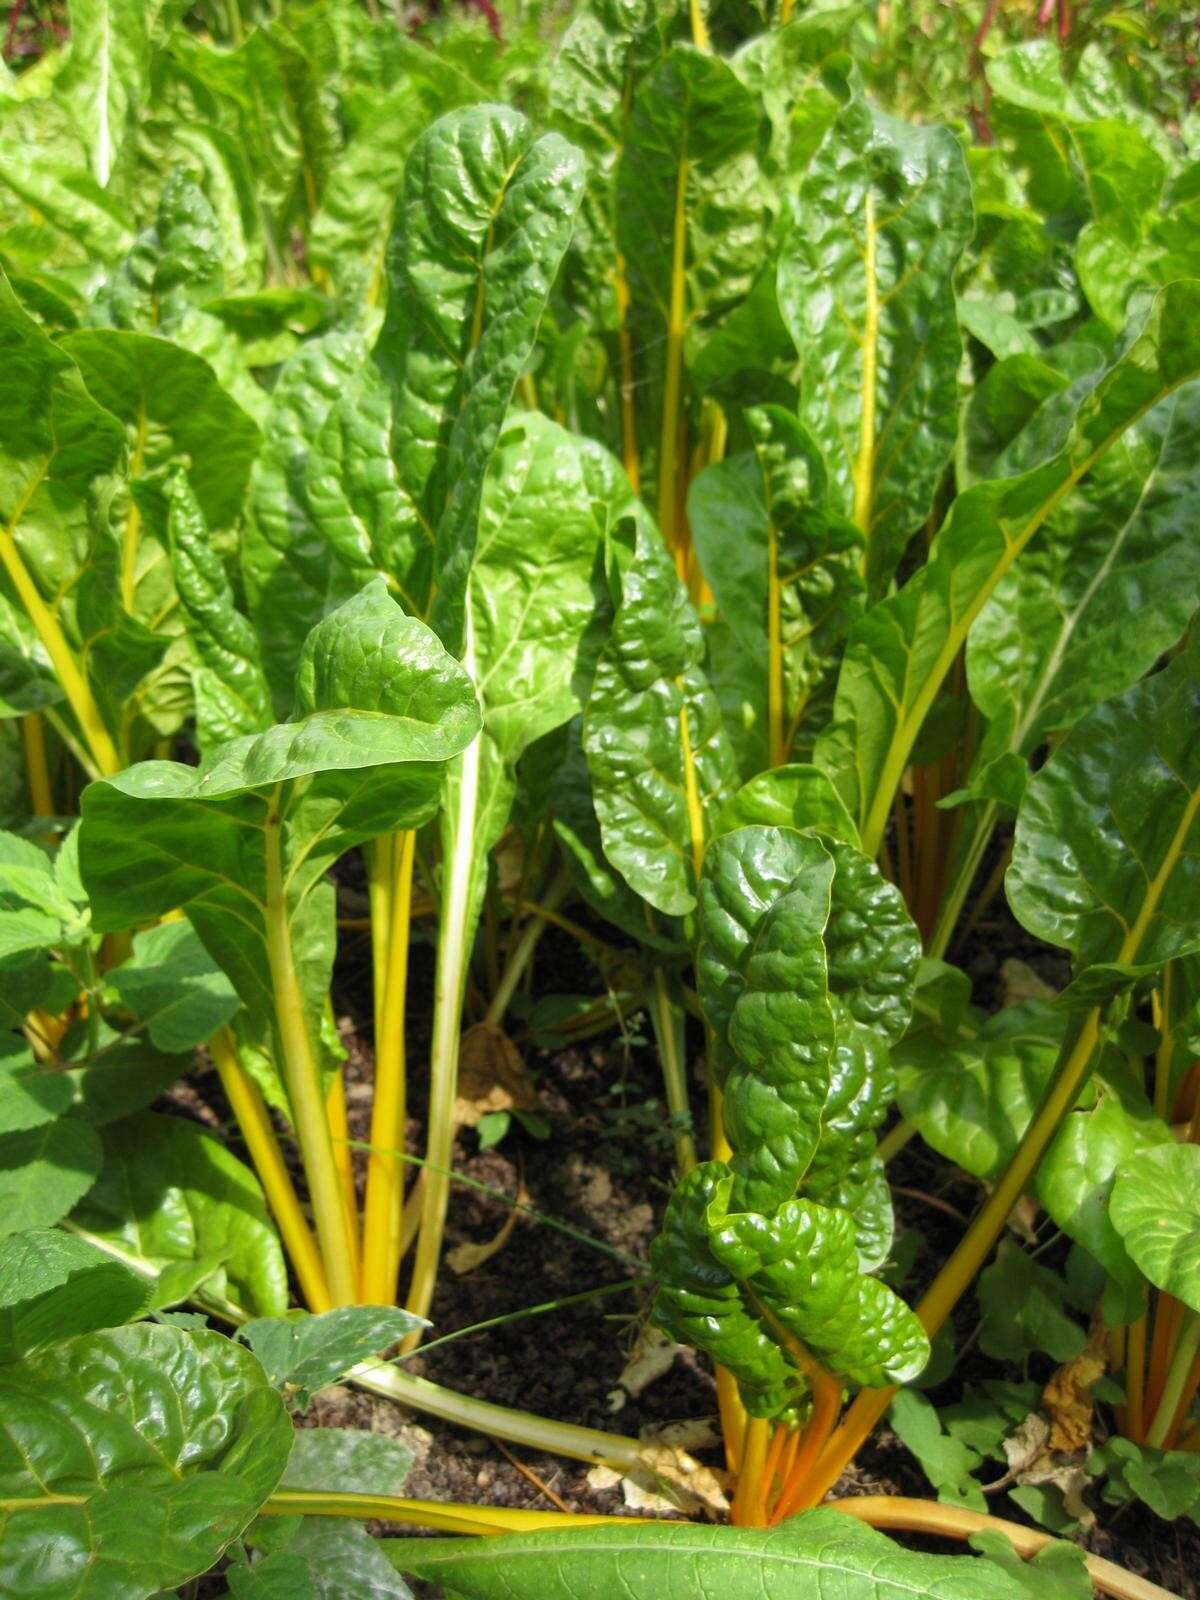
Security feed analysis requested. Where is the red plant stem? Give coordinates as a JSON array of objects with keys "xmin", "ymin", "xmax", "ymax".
[{"xmin": 3, "ymin": 0, "xmax": 26, "ymax": 61}]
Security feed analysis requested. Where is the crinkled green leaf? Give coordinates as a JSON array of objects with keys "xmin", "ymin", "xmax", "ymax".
[
  {"xmin": 72, "ymin": 1110, "xmax": 288, "ymax": 1316},
  {"xmin": 689, "ymin": 406, "xmax": 864, "ymax": 764},
  {"xmin": 584, "ymin": 514, "xmax": 735, "ymax": 917},
  {"xmin": 0, "ymin": 1226, "xmax": 150, "ymax": 1360},
  {"xmin": 166, "ymin": 466, "xmax": 272, "ymax": 750},
  {"xmin": 711, "ymin": 763, "xmax": 860, "ymax": 846},
  {"xmin": 376, "ymin": 105, "xmax": 584, "ymax": 652},
  {"xmin": 387, "ymin": 1506, "xmax": 1025, "ymax": 1599},
  {"xmin": 816, "ymin": 281, "xmax": 1200, "ymax": 855},
  {"xmin": 0, "ymin": 1323, "xmax": 291, "ymax": 1600},
  {"xmin": 777, "ymin": 91, "xmax": 970, "ymax": 591},
  {"xmin": 697, "ymin": 826, "xmax": 835, "ymax": 1210},
  {"xmin": 1008, "ymin": 633, "xmax": 1200, "ymax": 995},
  {"xmin": 57, "ymin": 0, "xmax": 155, "ymax": 190}
]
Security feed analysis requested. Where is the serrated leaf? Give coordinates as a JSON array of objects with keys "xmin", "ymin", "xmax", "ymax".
[
  {"xmin": 71, "ymin": 1111, "xmax": 288, "ymax": 1316},
  {"xmin": 0, "ymin": 1116, "xmax": 102, "ymax": 1235},
  {"xmin": 0, "ymin": 1227, "xmax": 150, "ymax": 1360},
  {"xmin": 256, "ymin": 1516, "xmax": 413, "ymax": 1600},
  {"xmin": 109, "ymin": 919, "xmax": 240, "ymax": 1054},
  {"xmin": 977, "ymin": 1245, "xmax": 1086, "ymax": 1365},
  {"xmin": 239, "ymin": 1305, "xmax": 424, "ymax": 1403},
  {"xmin": 0, "ymin": 1323, "xmax": 291, "ymax": 1599},
  {"xmin": 387, "ymin": 1506, "xmax": 1027, "ymax": 1598}
]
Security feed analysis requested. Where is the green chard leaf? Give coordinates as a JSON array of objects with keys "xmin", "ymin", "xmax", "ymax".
[
  {"xmin": 816, "ymin": 279, "xmax": 1200, "ymax": 854},
  {"xmin": 1007, "ymin": 631, "xmax": 1200, "ymax": 998},
  {"xmin": 777, "ymin": 89, "xmax": 971, "ymax": 592},
  {"xmin": 166, "ymin": 465, "xmax": 273, "ymax": 750},
  {"xmin": 71, "ymin": 1110, "xmax": 288, "ymax": 1317},
  {"xmin": 584, "ymin": 513, "xmax": 735, "ymax": 917},
  {"xmin": 689, "ymin": 405, "xmax": 864, "ymax": 767},
  {"xmin": 0, "ymin": 1226, "xmax": 150, "ymax": 1360},
  {"xmin": 1110, "ymin": 1144, "xmax": 1200, "ymax": 1313},
  {"xmin": 0, "ymin": 1323, "xmax": 291, "ymax": 1600}
]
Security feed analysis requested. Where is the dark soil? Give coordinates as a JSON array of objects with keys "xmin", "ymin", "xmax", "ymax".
[{"xmin": 185, "ymin": 850, "xmax": 1197, "ymax": 1599}]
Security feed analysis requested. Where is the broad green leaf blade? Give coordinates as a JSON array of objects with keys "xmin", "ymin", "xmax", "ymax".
[
  {"xmin": 0, "ymin": 1227, "xmax": 150, "ymax": 1360},
  {"xmin": 166, "ymin": 467, "xmax": 273, "ymax": 750},
  {"xmin": 243, "ymin": 327, "xmax": 375, "ymax": 706},
  {"xmin": 1008, "ymin": 633, "xmax": 1200, "ymax": 991},
  {"xmin": 689, "ymin": 407, "xmax": 864, "ymax": 765},
  {"xmin": 777, "ymin": 92, "xmax": 971, "ymax": 591},
  {"xmin": 0, "ymin": 1323, "xmax": 291, "ymax": 1600},
  {"xmin": 1110, "ymin": 1144, "xmax": 1200, "ymax": 1313},
  {"xmin": 109, "ymin": 920, "xmax": 240, "ymax": 1054},
  {"xmin": 711, "ymin": 763, "xmax": 860, "ymax": 846},
  {"xmin": 0, "ymin": 1117, "xmax": 102, "ymax": 1235},
  {"xmin": 281, "ymin": 1428, "xmax": 413, "ymax": 1496},
  {"xmin": 72, "ymin": 1111, "xmax": 288, "ymax": 1316},
  {"xmin": 816, "ymin": 280, "xmax": 1200, "ymax": 854},
  {"xmin": 1037, "ymin": 1073, "xmax": 1172, "ymax": 1310},
  {"xmin": 584, "ymin": 515, "xmax": 735, "ymax": 917},
  {"xmin": 696, "ymin": 826, "xmax": 835, "ymax": 1210},
  {"xmin": 976, "ymin": 1245, "xmax": 1084, "ymax": 1365},
  {"xmin": 963, "ymin": 378, "xmax": 1200, "ymax": 805},
  {"xmin": 0, "ymin": 272, "xmax": 128, "ymax": 770},
  {"xmin": 79, "ymin": 583, "xmax": 479, "ymax": 1062},
  {"xmin": 0, "ymin": 1051, "xmax": 76, "ymax": 1134},
  {"xmin": 895, "ymin": 1003, "xmax": 1063, "ymax": 1182},
  {"xmin": 239, "ymin": 1306, "xmax": 424, "ymax": 1403},
  {"xmin": 377, "ymin": 105, "xmax": 585, "ymax": 652},
  {"xmin": 60, "ymin": 328, "xmax": 262, "ymax": 540},
  {"xmin": 388, "ymin": 1507, "xmax": 1025, "ymax": 1599},
  {"xmin": 229, "ymin": 1551, "xmax": 318, "ymax": 1600},
  {"xmin": 58, "ymin": 0, "xmax": 154, "ymax": 188}
]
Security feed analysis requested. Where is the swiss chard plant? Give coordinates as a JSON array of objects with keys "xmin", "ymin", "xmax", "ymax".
[{"xmin": 2, "ymin": 0, "xmax": 1200, "ymax": 1596}]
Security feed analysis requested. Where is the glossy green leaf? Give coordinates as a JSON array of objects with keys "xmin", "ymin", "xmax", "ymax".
[
  {"xmin": 1008, "ymin": 632, "xmax": 1200, "ymax": 993},
  {"xmin": 1037, "ymin": 1072, "xmax": 1172, "ymax": 1309},
  {"xmin": 377, "ymin": 105, "xmax": 585, "ymax": 652},
  {"xmin": 816, "ymin": 280, "xmax": 1200, "ymax": 854},
  {"xmin": 79, "ymin": 583, "xmax": 479, "ymax": 1062},
  {"xmin": 239, "ymin": 1306, "xmax": 424, "ymax": 1405},
  {"xmin": 1110, "ymin": 1144, "xmax": 1200, "ymax": 1313},
  {"xmin": 711, "ymin": 763, "xmax": 860, "ymax": 845},
  {"xmin": 777, "ymin": 91, "xmax": 970, "ymax": 591},
  {"xmin": 895, "ymin": 1003, "xmax": 1062, "ymax": 1182},
  {"xmin": 584, "ymin": 514, "xmax": 735, "ymax": 917},
  {"xmin": 243, "ymin": 327, "xmax": 375, "ymax": 706},
  {"xmin": 281, "ymin": 1428, "xmax": 413, "ymax": 1496},
  {"xmin": 0, "ymin": 1323, "xmax": 291, "ymax": 1600},
  {"xmin": 108, "ymin": 919, "xmax": 240, "ymax": 1054},
  {"xmin": 697, "ymin": 826, "xmax": 835, "ymax": 1210},
  {"xmin": 689, "ymin": 407, "xmax": 864, "ymax": 764},
  {"xmin": 72, "ymin": 1110, "xmax": 288, "ymax": 1316},
  {"xmin": 0, "ymin": 1227, "xmax": 150, "ymax": 1360},
  {"xmin": 0, "ymin": 1117, "xmax": 102, "ymax": 1236},
  {"xmin": 166, "ymin": 466, "xmax": 272, "ymax": 750},
  {"xmin": 58, "ymin": 0, "xmax": 154, "ymax": 189},
  {"xmin": 387, "ymin": 1506, "xmax": 1026, "ymax": 1599}
]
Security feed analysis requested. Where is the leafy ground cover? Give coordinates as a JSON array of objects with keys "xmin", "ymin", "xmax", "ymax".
[{"xmin": 2, "ymin": 1, "xmax": 1200, "ymax": 1596}]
